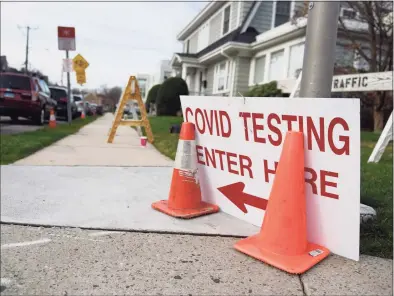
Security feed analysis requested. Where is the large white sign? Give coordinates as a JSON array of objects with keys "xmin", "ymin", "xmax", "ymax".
[{"xmin": 181, "ymin": 96, "xmax": 360, "ymax": 261}]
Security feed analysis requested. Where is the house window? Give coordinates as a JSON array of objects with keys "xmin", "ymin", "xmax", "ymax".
[
  {"xmin": 274, "ymin": 1, "xmax": 291, "ymax": 27},
  {"xmin": 335, "ymin": 44, "xmax": 355, "ymax": 68},
  {"xmin": 214, "ymin": 61, "xmax": 230, "ymax": 92},
  {"xmin": 340, "ymin": 8, "xmax": 357, "ymax": 19},
  {"xmin": 222, "ymin": 6, "xmax": 231, "ymax": 35},
  {"xmin": 254, "ymin": 55, "xmax": 266, "ymax": 84},
  {"xmin": 287, "ymin": 42, "xmax": 304, "ymax": 78},
  {"xmin": 268, "ymin": 49, "xmax": 285, "ymax": 81},
  {"xmin": 138, "ymin": 79, "xmax": 147, "ymax": 98}
]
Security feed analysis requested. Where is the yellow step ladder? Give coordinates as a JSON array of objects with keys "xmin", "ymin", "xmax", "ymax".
[{"xmin": 107, "ymin": 76, "xmax": 154, "ymax": 144}]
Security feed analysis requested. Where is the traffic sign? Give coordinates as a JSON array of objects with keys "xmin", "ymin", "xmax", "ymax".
[
  {"xmin": 73, "ymin": 54, "xmax": 89, "ymax": 71},
  {"xmin": 62, "ymin": 59, "xmax": 73, "ymax": 73},
  {"xmin": 76, "ymin": 70, "xmax": 86, "ymax": 85},
  {"xmin": 58, "ymin": 26, "xmax": 76, "ymax": 51},
  {"xmin": 180, "ymin": 95, "xmax": 361, "ymax": 261}
]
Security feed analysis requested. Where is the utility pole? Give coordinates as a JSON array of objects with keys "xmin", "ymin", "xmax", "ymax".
[
  {"xmin": 299, "ymin": 2, "xmax": 341, "ymax": 98},
  {"xmin": 24, "ymin": 26, "xmax": 30, "ymax": 73},
  {"xmin": 18, "ymin": 25, "xmax": 38, "ymax": 74}
]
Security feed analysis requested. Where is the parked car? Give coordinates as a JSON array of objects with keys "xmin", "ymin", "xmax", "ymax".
[
  {"xmin": 84, "ymin": 101, "xmax": 94, "ymax": 116},
  {"xmin": 95, "ymin": 105, "xmax": 104, "ymax": 115},
  {"xmin": 0, "ymin": 72, "xmax": 57, "ymax": 125},
  {"xmin": 73, "ymin": 94, "xmax": 84, "ymax": 117},
  {"xmin": 90, "ymin": 103, "xmax": 98, "ymax": 115},
  {"xmin": 49, "ymin": 86, "xmax": 78, "ymax": 119}
]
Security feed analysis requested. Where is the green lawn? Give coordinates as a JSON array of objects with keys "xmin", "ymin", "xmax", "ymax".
[
  {"xmin": 0, "ymin": 116, "xmax": 100, "ymax": 165},
  {"xmin": 146, "ymin": 116, "xmax": 393, "ymax": 259}
]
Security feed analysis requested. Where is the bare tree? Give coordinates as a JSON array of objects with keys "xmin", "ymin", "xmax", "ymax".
[
  {"xmin": 99, "ymin": 86, "xmax": 122, "ymax": 111},
  {"xmin": 338, "ymin": 1, "xmax": 393, "ymax": 131},
  {"xmin": 71, "ymin": 88, "xmax": 81, "ymax": 94}
]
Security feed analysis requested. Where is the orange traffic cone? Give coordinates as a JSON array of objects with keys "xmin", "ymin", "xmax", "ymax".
[
  {"xmin": 234, "ymin": 131, "xmax": 330, "ymax": 274},
  {"xmin": 151, "ymin": 122, "xmax": 219, "ymax": 219},
  {"xmin": 81, "ymin": 111, "xmax": 85, "ymax": 119},
  {"xmin": 49, "ymin": 109, "xmax": 56, "ymax": 128}
]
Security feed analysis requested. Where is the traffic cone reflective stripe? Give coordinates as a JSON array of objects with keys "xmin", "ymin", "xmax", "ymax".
[
  {"xmin": 49, "ymin": 109, "xmax": 56, "ymax": 128},
  {"xmin": 151, "ymin": 122, "xmax": 219, "ymax": 219},
  {"xmin": 234, "ymin": 131, "xmax": 330, "ymax": 274}
]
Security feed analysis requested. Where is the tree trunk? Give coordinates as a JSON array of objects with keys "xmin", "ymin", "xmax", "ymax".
[{"xmin": 373, "ymin": 108, "xmax": 385, "ymax": 131}]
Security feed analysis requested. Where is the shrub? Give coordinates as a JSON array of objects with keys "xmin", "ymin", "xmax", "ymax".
[
  {"xmin": 156, "ymin": 77, "xmax": 189, "ymax": 116},
  {"xmin": 245, "ymin": 81, "xmax": 282, "ymax": 97},
  {"xmin": 145, "ymin": 84, "xmax": 161, "ymax": 112}
]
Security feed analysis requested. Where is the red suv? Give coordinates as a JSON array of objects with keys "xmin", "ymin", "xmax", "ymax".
[{"xmin": 0, "ymin": 72, "xmax": 57, "ymax": 125}]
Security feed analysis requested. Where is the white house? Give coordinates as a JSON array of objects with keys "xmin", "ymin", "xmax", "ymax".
[
  {"xmin": 156, "ymin": 60, "xmax": 173, "ymax": 84},
  {"xmin": 170, "ymin": 1, "xmax": 385, "ymax": 96},
  {"xmin": 136, "ymin": 74, "xmax": 155, "ymax": 102}
]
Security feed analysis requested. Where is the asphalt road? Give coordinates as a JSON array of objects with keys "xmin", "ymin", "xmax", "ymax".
[{"xmin": 0, "ymin": 116, "xmax": 67, "ymax": 135}]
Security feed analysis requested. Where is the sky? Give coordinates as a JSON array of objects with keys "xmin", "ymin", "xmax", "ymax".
[{"xmin": 1, "ymin": 1, "xmax": 207, "ymax": 89}]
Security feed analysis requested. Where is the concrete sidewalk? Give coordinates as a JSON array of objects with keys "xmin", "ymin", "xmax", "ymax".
[
  {"xmin": 14, "ymin": 113, "xmax": 173, "ymax": 166},
  {"xmin": 1, "ymin": 225, "xmax": 392, "ymax": 295}
]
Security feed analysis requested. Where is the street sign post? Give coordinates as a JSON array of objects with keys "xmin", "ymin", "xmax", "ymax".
[
  {"xmin": 181, "ymin": 95, "xmax": 361, "ymax": 261},
  {"xmin": 58, "ymin": 26, "xmax": 76, "ymax": 124},
  {"xmin": 299, "ymin": 2, "xmax": 340, "ymax": 98}
]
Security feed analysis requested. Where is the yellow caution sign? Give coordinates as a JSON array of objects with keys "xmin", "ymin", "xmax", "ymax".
[
  {"xmin": 73, "ymin": 54, "xmax": 89, "ymax": 72},
  {"xmin": 107, "ymin": 76, "xmax": 154, "ymax": 144},
  {"xmin": 76, "ymin": 70, "xmax": 86, "ymax": 85}
]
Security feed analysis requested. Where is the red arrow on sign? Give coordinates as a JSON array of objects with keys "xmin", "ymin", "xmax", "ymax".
[{"xmin": 217, "ymin": 182, "xmax": 268, "ymax": 213}]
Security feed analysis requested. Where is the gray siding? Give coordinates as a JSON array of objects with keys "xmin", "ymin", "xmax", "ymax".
[
  {"xmin": 242, "ymin": 1, "xmax": 254, "ymax": 21},
  {"xmin": 250, "ymin": 1, "xmax": 273, "ymax": 34},
  {"xmin": 209, "ymin": 12, "xmax": 222, "ymax": 44},
  {"xmin": 230, "ymin": 1, "xmax": 240, "ymax": 31},
  {"xmin": 183, "ymin": 1, "xmax": 242, "ymax": 53},
  {"xmin": 189, "ymin": 33, "xmax": 198, "ymax": 54},
  {"xmin": 233, "ymin": 57, "xmax": 251, "ymax": 95}
]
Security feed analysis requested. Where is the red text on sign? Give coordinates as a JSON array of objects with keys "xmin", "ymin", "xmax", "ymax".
[
  {"xmin": 239, "ymin": 112, "xmax": 350, "ymax": 156},
  {"xmin": 196, "ymin": 145, "xmax": 254, "ymax": 178},
  {"xmin": 263, "ymin": 159, "xmax": 339, "ymax": 199},
  {"xmin": 185, "ymin": 107, "xmax": 231, "ymax": 138}
]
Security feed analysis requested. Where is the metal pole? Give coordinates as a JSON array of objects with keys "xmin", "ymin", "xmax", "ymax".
[
  {"xmin": 299, "ymin": 1, "xmax": 341, "ymax": 98},
  {"xmin": 81, "ymin": 86, "xmax": 86, "ymax": 117},
  {"xmin": 65, "ymin": 50, "xmax": 72, "ymax": 124}
]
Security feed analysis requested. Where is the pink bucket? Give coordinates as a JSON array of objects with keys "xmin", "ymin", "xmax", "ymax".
[{"xmin": 140, "ymin": 136, "xmax": 147, "ymax": 147}]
